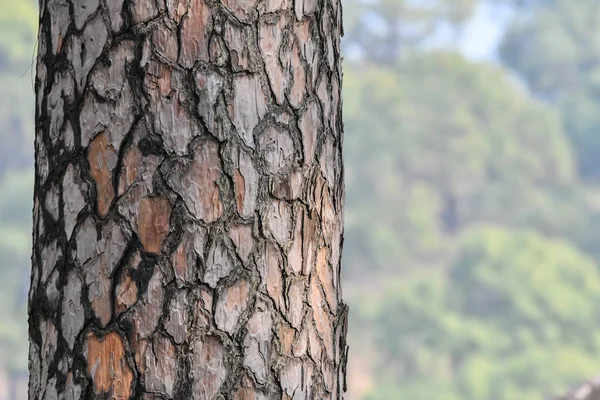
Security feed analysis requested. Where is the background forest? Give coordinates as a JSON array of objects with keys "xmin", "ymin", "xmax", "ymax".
[{"xmin": 2, "ymin": 0, "xmax": 600, "ymax": 399}]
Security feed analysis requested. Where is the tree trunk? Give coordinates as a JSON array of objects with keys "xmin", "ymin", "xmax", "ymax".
[{"xmin": 30, "ymin": 0, "xmax": 346, "ymax": 399}]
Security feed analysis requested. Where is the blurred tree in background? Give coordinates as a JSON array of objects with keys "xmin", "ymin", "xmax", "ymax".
[
  {"xmin": 0, "ymin": 0, "xmax": 36, "ymax": 171},
  {"xmin": 344, "ymin": 52, "xmax": 577, "ymax": 275},
  {"xmin": 3, "ymin": 0, "xmax": 600, "ymax": 399},
  {"xmin": 502, "ymin": 0, "xmax": 600, "ymax": 181},
  {"xmin": 342, "ymin": 0, "xmax": 600, "ymax": 399}
]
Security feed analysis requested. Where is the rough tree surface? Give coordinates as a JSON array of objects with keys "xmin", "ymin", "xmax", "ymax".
[{"xmin": 30, "ymin": 0, "xmax": 347, "ymax": 398}]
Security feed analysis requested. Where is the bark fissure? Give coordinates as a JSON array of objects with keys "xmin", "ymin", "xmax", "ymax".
[{"xmin": 32, "ymin": 0, "xmax": 346, "ymax": 398}]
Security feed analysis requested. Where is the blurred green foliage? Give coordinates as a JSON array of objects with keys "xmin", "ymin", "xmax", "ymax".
[
  {"xmin": 0, "ymin": 0, "xmax": 36, "ymax": 374},
  {"xmin": 0, "ymin": 171, "xmax": 31, "ymax": 372},
  {"xmin": 501, "ymin": 0, "xmax": 600, "ymax": 181},
  {"xmin": 0, "ymin": 0, "xmax": 36, "ymax": 171},
  {"xmin": 343, "ymin": 0, "xmax": 600, "ymax": 399},
  {"xmin": 366, "ymin": 227, "xmax": 600, "ymax": 400},
  {"xmin": 344, "ymin": 51, "xmax": 578, "ymax": 274}
]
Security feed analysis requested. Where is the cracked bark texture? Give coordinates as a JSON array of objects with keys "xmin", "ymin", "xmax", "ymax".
[{"xmin": 30, "ymin": 0, "xmax": 347, "ymax": 398}]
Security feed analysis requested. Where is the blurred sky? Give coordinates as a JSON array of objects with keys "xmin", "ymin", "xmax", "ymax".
[{"xmin": 458, "ymin": 1, "xmax": 514, "ymax": 60}]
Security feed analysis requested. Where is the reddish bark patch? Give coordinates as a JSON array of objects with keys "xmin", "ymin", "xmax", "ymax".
[
  {"xmin": 209, "ymin": 36, "xmax": 226, "ymax": 66},
  {"xmin": 179, "ymin": 0, "xmax": 212, "ymax": 68},
  {"xmin": 118, "ymin": 124, "xmax": 163, "ymax": 197},
  {"xmin": 145, "ymin": 62, "xmax": 200, "ymax": 155},
  {"xmin": 234, "ymin": 169, "xmax": 246, "ymax": 216},
  {"xmin": 228, "ymin": 223, "xmax": 254, "ymax": 263},
  {"xmin": 86, "ymin": 331, "xmax": 134, "ymax": 399},
  {"xmin": 289, "ymin": 40, "xmax": 306, "ymax": 108},
  {"xmin": 215, "ymin": 279, "xmax": 250, "ymax": 333},
  {"xmin": 167, "ymin": 140, "xmax": 223, "ymax": 223},
  {"xmin": 259, "ymin": 16, "xmax": 287, "ymax": 104},
  {"xmin": 152, "ymin": 24, "xmax": 179, "ymax": 63},
  {"xmin": 317, "ymin": 76, "xmax": 331, "ymax": 131},
  {"xmin": 115, "ymin": 272, "xmax": 138, "ymax": 315},
  {"xmin": 286, "ymin": 278, "xmax": 305, "ymax": 328},
  {"xmin": 232, "ymin": 147, "xmax": 259, "ymax": 220},
  {"xmin": 315, "ymin": 175, "xmax": 337, "ymax": 245},
  {"xmin": 264, "ymin": 242, "xmax": 285, "ymax": 311},
  {"xmin": 293, "ymin": 324, "xmax": 308, "ymax": 357},
  {"xmin": 118, "ymin": 143, "xmax": 141, "ymax": 195},
  {"xmin": 310, "ymin": 275, "xmax": 333, "ymax": 360},
  {"xmin": 195, "ymin": 287, "xmax": 213, "ymax": 328},
  {"xmin": 288, "ymin": 214, "xmax": 303, "ymax": 275},
  {"xmin": 155, "ymin": 64, "xmax": 172, "ymax": 96},
  {"xmin": 331, "ymin": 69, "xmax": 341, "ymax": 131},
  {"xmin": 319, "ymin": 136, "xmax": 337, "ymax": 187},
  {"xmin": 57, "ymin": 34, "xmax": 64, "ymax": 54},
  {"xmin": 294, "ymin": 20, "xmax": 318, "ymax": 88},
  {"xmin": 137, "ymin": 196, "xmax": 171, "ymax": 254},
  {"xmin": 316, "ymin": 247, "xmax": 336, "ymax": 313},
  {"xmin": 88, "ymin": 132, "xmax": 117, "ymax": 217},
  {"xmin": 171, "ymin": 223, "xmax": 204, "ymax": 285},
  {"xmin": 299, "ymin": 100, "xmax": 321, "ymax": 165},
  {"xmin": 190, "ymin": 141, "xmax": 224, "ymax": 222},
  {"xmin": 133, "ymin": 338, "xmax": 149, "ymax": 375},
  {"xmin": 191, "ymin": 336, "xmax": 227, "ymax": 398},
  {"xmin": 172, "ymin": 240, "xmax": 189, "ymax": 283},
  {"xmin": 234, "ymin": 377, "xmax": 267, "ymax": 400},
  {"xmin": 278, "ymin": 322, "xmax": 295, "ymax": 357}
]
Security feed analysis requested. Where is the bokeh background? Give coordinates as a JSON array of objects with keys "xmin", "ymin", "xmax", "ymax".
[{"xmin": 2, "ymin": 0, "xmax": 600, "ymax": 398}]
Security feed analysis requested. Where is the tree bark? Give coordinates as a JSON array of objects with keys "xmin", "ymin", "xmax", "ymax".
[{"xmin": 30, "ymin": 0, "xmax": 347, "ymax": 399}]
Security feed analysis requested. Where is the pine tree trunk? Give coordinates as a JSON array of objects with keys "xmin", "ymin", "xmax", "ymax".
[{"xmin": 30, "ymin": 0, "xmax": 347, "ymax": 399}]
